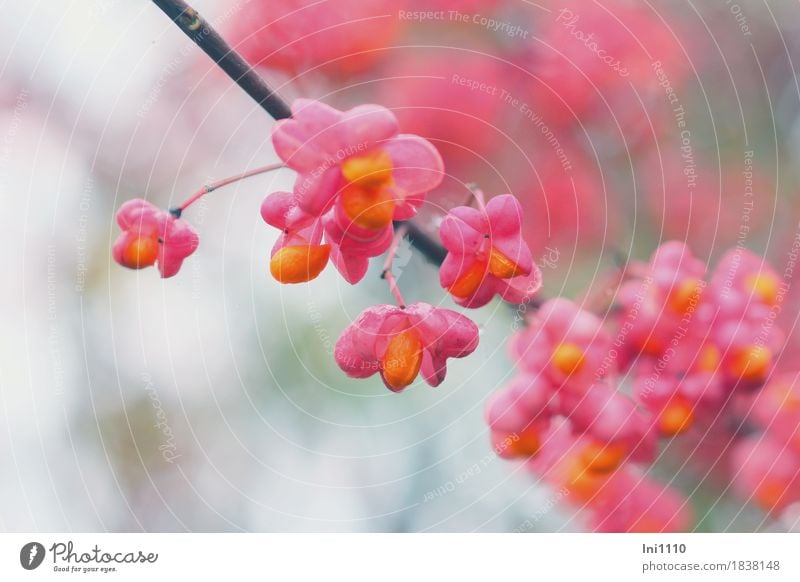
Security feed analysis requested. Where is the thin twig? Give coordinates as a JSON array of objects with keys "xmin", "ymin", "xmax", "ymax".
[
  {"xmin": 382, "ymin": 225, "xmax": 409, "ymax": 308},
  {"xmin": 170, "ymin": 162, "xmax": 285, "ymax": 218}
]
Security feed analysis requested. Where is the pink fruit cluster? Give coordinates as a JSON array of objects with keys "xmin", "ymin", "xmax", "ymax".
[
  {"xmin": 263, "ymin": 98, "xmax": 443, "ymax": 285},
  {"xmin": 528, "ymin": 419, "xmax": 692, "ymax": 532},
  {"xmin": 439, "ymin": 194, "xmax": 541, "ymax": 308},
  {"xmin": 620, "ymin": 242, "xmax": 783, "ymax": 435},
  {"xmin": 331, "ymin": 192, "xmax": 541, "ymax": 391},
  {"xmin": 334, "ymin": 303, "xmax": 479, "ymax": 392},
  {"xmin": 734, "ymin": 373, "xmax": 800, "ymax": 515},
  {"xmin": 112, "ymin": 98, "xmax": 540, "ymax": 391},
  {"xmin": 486, "ymin": 241, "xmax": 786, "ymax": 531},
  {"xmin": 488, "ymin": 299, "xmax": 655, "ymax": 471},
  {"xmin": 112, "ymin": 199, "xmax": 199, "ymax": 278}
]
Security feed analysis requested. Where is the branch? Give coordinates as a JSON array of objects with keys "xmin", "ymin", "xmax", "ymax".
[
  {"xmin": 149, "ymin": 0, "xmax": 448, "ymax": 267},
  {"xmin": 151, "ymin": 0, "xmax": 291, "ymax": 120}
]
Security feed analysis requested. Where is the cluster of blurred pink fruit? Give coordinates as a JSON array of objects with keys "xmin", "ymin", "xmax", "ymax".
[
  {"xmin": 489, "ymin": 242, "xmax": 794, "ymax": 531},
  {"xmin": 228, "ymin": 0, "xmax": 774, "ymax": 253}
]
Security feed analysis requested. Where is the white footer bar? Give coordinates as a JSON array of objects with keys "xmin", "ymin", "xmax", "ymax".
[{"xmin": 1, "ymin": 533, "xmax": 798, "ymax": 581}]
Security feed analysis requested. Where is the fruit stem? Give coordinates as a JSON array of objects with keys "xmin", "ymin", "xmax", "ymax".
[
  {"xmin": 170, "ymin": 163, "xmax": 284, "ymax": 217},
  {"xmin": 382, "ymin": 225, "xmax": 409, "ymax": 308}
]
